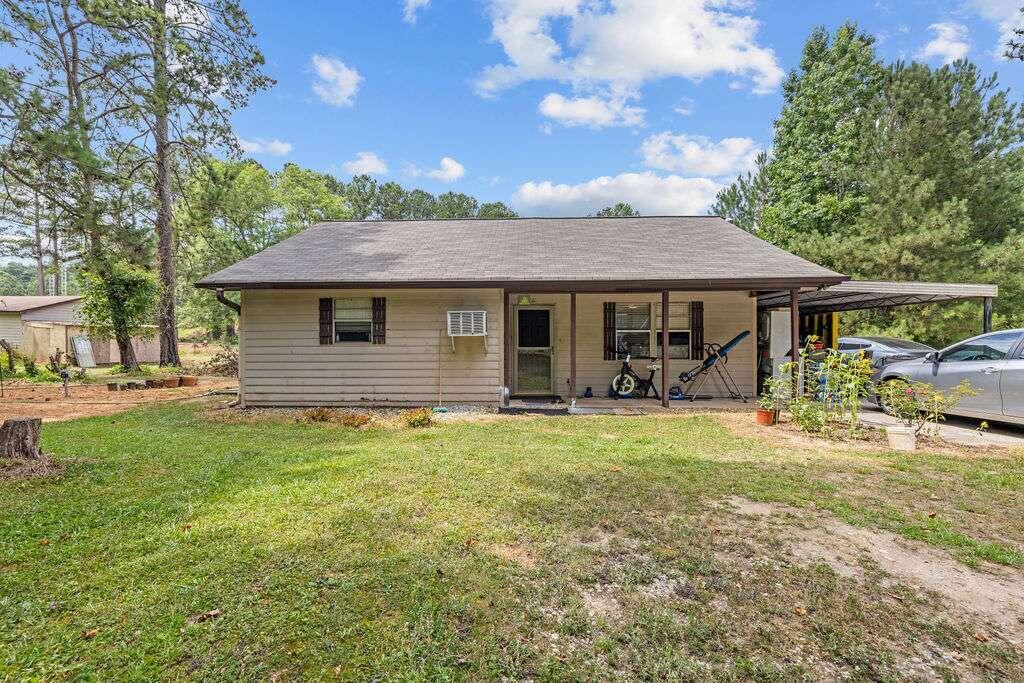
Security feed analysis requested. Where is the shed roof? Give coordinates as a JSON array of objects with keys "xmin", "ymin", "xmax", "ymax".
[
  {"xmin": 196, "ymin": 217, "xmax": 845, "ymax": 291},
  {"xmin": 0, "ymin": 295, "xmax": 81, "ymax": 313},
  {"xmin": 757, "ymin": 281, "xmax": 997, "ymax": 313}
]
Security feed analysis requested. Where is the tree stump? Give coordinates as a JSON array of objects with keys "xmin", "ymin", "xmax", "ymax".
[{"xmin": 0, "ymin": 418, "xmax": 42, "ymax": 460}]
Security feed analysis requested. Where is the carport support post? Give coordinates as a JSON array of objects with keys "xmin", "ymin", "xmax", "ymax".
[
  {"xmin": 983, "ymin": 296, "xmax": 993, "ymax": 333},
  {"xmin": 569, "ymin": 292, "xmax": 577, "ymax": 403},
  {"xmin": 790, "ymin": 289, "xmax": 800, "ymax": 394},
  {"xmin": 661, "ymin": 290, "xmax": 670, "ymax": 408}
]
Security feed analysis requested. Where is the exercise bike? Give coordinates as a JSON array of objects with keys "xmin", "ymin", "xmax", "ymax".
[{"xmin": 609, "ymin": 344, "xmax": 661, "ymax": 400}]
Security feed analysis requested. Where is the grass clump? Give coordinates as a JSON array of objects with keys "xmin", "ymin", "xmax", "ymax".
[
  {"xmin": 337, "ymin": 411, "xmax": 372, "ymax": 429},
  {"xmin": 401, "ymin": 407, "xmax": 433, "ymax": 428}
]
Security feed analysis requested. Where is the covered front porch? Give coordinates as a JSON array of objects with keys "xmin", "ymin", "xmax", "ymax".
[{"xmin": 499, "ymin": 286, "xmax": 803, "ymax": 409}]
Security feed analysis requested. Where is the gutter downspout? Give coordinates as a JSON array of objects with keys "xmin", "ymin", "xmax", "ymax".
[
  {"xmin": 216, "ymin": 288, "xmax": 241, "ymax": 314},
  {"xmin": 215, "ymin": 288, "xmax": 242, "ymax": 407}
]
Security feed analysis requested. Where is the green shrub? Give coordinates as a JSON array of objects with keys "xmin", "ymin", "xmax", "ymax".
[
  {"xmin": 788, "ymin": 396, "xmax": 829, "ymax": 434},
  {"xmin": 402, "ymin": 408, "xmax": 433, "ymax": 428},
  {"xmin": 877, "ymin": 378, "xmax": 976, "ymax": 437},
  {"xmin": 23, "ymin": 358, "xmax": 38, "ymax": 377}
]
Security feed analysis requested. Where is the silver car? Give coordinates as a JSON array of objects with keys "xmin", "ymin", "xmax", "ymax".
[{"xmin": 878, "ymin": 329, "xmax": 1024, "ymax": 426}]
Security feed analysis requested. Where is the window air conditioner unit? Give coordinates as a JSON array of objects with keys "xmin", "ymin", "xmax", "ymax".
[{"xmin": 447, "ymin": 310, "xmax": 487, "ymax": 337}]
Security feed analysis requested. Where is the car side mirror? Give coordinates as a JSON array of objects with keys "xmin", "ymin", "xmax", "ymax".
[{"xmin": 925, "ymin": 351, "xmax": 939, "ymax": 363}]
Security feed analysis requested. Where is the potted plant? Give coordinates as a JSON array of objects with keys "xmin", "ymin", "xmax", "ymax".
[
  {"xmin": 875, "ymin": 378, "xmax": 976, "ymax": 451},
  {"xmin": 756, "ymin": 374, "xmax": 791, "ymax": 426}
]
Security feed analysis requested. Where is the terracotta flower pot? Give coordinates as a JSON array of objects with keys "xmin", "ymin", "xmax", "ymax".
[
  {"xmin": 755, "ymin": 407, "xmax": 777, "ymax": 426},
  {"xmin": 163, "ymin": 377, "xmax": 181, "ymax": 388},
  {"xmin": 179, "ymin": 375, "xmax": 198, "ymax": 387}
]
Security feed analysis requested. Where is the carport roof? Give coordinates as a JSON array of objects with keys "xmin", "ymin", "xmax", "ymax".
[{"xmin": 757, "ymin": 281, "xmax": 998, "ymax": 314}]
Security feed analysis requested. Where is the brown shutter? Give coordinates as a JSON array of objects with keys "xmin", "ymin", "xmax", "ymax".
[
  {"xmin": 603, "ymin": 302, "xmax": 616, "ymax": 360},
  {"xmin": 319, "ymin": 298, "xmax": 334, "ymax": 345},
  {"xmin": 690, "ymin": 301, "xmax": 704, "ymax": 360},
  {"xmin": 371, "ymin": 297, "xmax": 386, "ymax": 344}
]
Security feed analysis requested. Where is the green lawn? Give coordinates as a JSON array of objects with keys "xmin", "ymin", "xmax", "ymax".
[{"xmin": 2, "ymin": 403, "xmax": 1023, "ymax": 680}]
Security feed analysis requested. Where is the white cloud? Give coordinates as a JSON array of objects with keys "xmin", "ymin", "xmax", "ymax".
[
  {"xmin": 476, "ymin": 0, "xmax": 784, "ymax": 97},
  {"xmin": 640, "ymin": 132, "xmax": 760, "ymax": 177},
  {"xmin": 342, "ymin": 151, "xmax": 388, "ymax": 175},
  {"xmin": 514, "ymin": 172, "xmax": 721, "ymax": 215},
  {"xmin": 917, "ymin": 22, "xmax": 970, "ymax": 64},
  {"xmin": 538, "ymin": 92, "xmax": 645, "ymax": 128},
  {"xmin": 967, "ymin": 0, "xmax": 1020, "ymax": 57},
  {"xmin": 237, "ymin": 137, "xmax": 292, "ymax": 156},
  {"xmin": 408, "ymin": 156, "xmax": 466, "ymax": 182},
  {"xmin": 403, "ymin": 0, "xmax": 430, "ymax": 24},
  {"xmin": 311, "ymin": 54, "xmax": 362, "ymax": 107},
  {"xmin": 674, "ymin": 97, "xmax": 696, "ymax": 116}
]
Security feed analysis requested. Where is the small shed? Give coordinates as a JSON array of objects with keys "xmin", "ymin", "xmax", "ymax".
[{"xmin": 0, "ymin": 295, "xmax": 159, "ymax": 364}]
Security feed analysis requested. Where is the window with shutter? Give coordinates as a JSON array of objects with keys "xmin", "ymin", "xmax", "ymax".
[{"xmin": 334, "ymin": 298, "xmax": 373, "ymax": 342}]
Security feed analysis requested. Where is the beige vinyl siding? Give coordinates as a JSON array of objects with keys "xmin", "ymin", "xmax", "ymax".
[
  {"xmin": 0, "ymin": 312, "xmax": 22, "ymax": 348},
  {"xmin": 511, "ymin": 291, "xmax": 756, "ymax": 398},
  {"xmin": 240, "ymin": 288, "xmax": 504, "ymax": 407},
  {"xmin": 21, "ymin": 300, "xmax": 82, "ymax": 324}
]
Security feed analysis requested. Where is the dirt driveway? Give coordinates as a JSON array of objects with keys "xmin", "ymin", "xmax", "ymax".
[{"xmin": 0, "ymin": 377, "xmax": 237, "ymax": 422}]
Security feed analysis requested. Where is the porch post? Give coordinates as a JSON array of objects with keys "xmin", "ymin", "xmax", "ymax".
[
  {"xmin": 983, "ymin": 296, "xmax": 993, "ymax": 333},
  {"xmin": 661, "ymin": 290, "xmax": 670, "ymax": 407},
  {"xmin": 790, "ymin": 289, "xmax": 800, "ymax": 392},
  {"xmin": 503, "ymin": 290, "xmax": 511, "ymax": 406},
  {"xmin": 569, "ymin": 292, "xmax": 577, "ymax": 403}
]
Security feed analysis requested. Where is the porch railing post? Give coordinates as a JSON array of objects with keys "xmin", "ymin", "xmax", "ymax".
[
  {"xmin": 569, "ymin": 292, "xmax": 577, "ymax": 404},
  {"xmin": 503, "ymin": 290, "xmax": 511, "ymax": 407},
  {"xmin": 661, "ymin": 290, "xmax": 669, "ymax": 408},
  {"xmin": 983, "ymin": 296, "xmax": 993, "ymax": 333}
]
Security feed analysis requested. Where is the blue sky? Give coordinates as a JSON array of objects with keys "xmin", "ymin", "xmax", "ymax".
[{"xmin": 210, "ymin": 1, "xmax": 1024, "ymax": 215}]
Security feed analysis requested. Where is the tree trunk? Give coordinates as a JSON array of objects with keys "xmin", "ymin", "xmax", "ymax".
[
  {"xmin": 0, "ymin": 418, "xmax": 42, "ymax": 460},
  {"xmin": 50, "ymin": 219, "xmax": 62, "ymax": 295},
  {"xmin": 153, "ymin": 0, "xmax": 180, "ymax": 367},
  {"xmin": 116, "ymin": 333, "xmax": 139, "ymax": 371},
  {"xmin": 33, "ymin": 192, "xmax": 45, "ymax": 295}
]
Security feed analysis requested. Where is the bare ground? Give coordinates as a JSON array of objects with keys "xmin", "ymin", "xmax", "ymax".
[{"xmin": 0, "ymin": 377, "xmax": 237, "ymax": 422}]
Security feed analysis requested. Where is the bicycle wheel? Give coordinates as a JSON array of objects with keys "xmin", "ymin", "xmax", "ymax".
[{"xmin": 612, "ymin": 373, "xmax": 637, "ymax": 397}]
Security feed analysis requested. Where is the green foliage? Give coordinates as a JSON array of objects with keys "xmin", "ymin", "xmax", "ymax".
[
  {"xmin": 22, "ymin": 358, "xmax": 37, "ymax": 376},
  {"xmin": 593, "ymin": 202, "xmax": 640, "ymax": 217},
  {"xmin": 81, "ymin": 261, "xmax": 158, "ymax": 342},
  {"xmin": 757, "ymin": 373, "xmax": 792, "ymax": 412},
  {"xmin": 715, "ymin": 22, "xmax": 1024, "ymax": 345},
  {"xmin": 877, "ymin": 378, "xmax": 977, "ymax": 436},
  {"xmin": 435, "ymin": 192, "xmax": 479, "ymax": 219},
  {"xmin": 402, "ymin": 407, "xmax": 434, "ymax": 428},
  {"xmin": 477, "ymin": 201, "xmax": 519, "ymax": 219},
  {"xmin": 0, "ymin": 263, "xmax": 37, "ymax": 295},
  {"xmin": 788, "ymin": 395, "xmax": 830, "ymax": 433}
]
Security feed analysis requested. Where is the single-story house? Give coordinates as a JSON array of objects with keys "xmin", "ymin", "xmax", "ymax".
[
  {"xmin": 0, "ymin": 295, "xmax": 159, "ymax": 364},
  {"xmin": 197, "ymin": 217, "xmax": 845, "ymax": 408}
]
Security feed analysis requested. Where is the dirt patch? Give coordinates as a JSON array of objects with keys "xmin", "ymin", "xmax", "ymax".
[
  {"xmin": 723, "ymin": 496, "xmax": 1024, "ymax": 644},
  {"xmin": 0, "ymin": 453, "xmax": 62, "ymax": 480},
  {"xmin": 1, "ymin": 378, "xmax": 237, "ymax": 422},
  {"xmin": 484, "ymin": 542, "xmax": 538, "ymax": 569},
  {"xmin": 580, "ymin": 585, "xmax": 621, "ymax": 620}
]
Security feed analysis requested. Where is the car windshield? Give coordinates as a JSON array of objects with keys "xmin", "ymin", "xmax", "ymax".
[{"xmin": 864, "ymin": 336, "xmax": 934, "ymax": 351}]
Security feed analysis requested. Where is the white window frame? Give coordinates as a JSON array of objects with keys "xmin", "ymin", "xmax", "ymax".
[
  {"xmin": 654, "ymin": 302, "xmax": 691, "ymax": 360},
  {"xmin": 334, "ymin": 297, "xmax": 373, "ymax": 343},
  {"xmin": 615, "ymin": 303, "xmax": 652, "ymax": 358}
]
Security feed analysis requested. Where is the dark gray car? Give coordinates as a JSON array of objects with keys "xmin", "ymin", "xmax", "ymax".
[
  {"xmin": 878, "ymin": 329, "xmax": 1024, "ymax": 426},
  {"xmin": 838, "ymin": 336, "xmax": 936, "ymax": 378}
]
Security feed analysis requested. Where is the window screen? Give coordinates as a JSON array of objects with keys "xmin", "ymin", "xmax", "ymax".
[
  {"xmin": 334, "ymin": 298, "xmax": 372, "ymax": 342},
  {"xmin": 654, "ymin": 303, "xmax": 690, "ymax": 359},
  {"xmin": 615, "ymin": 303, "xmax": 651, "ymax": 357}
]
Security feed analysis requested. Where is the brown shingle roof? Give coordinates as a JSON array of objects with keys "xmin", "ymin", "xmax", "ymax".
[
  {"xmin": 0, "ymin": 295, "xmax": 81, "ymax": 312},
  {"xmin": 196, "ymin": 217, "xmax": 845, "ymax": 290}
]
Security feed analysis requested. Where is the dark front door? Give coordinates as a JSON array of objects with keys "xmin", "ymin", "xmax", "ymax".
[{"xmin": 515, "ymin": 307, "xmax": 553, "ymax": 395}]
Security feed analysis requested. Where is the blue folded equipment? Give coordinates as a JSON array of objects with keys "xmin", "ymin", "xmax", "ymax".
[{"xmin": 677, "ymin": 330, "xmax": 750, "ymax": 402}]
